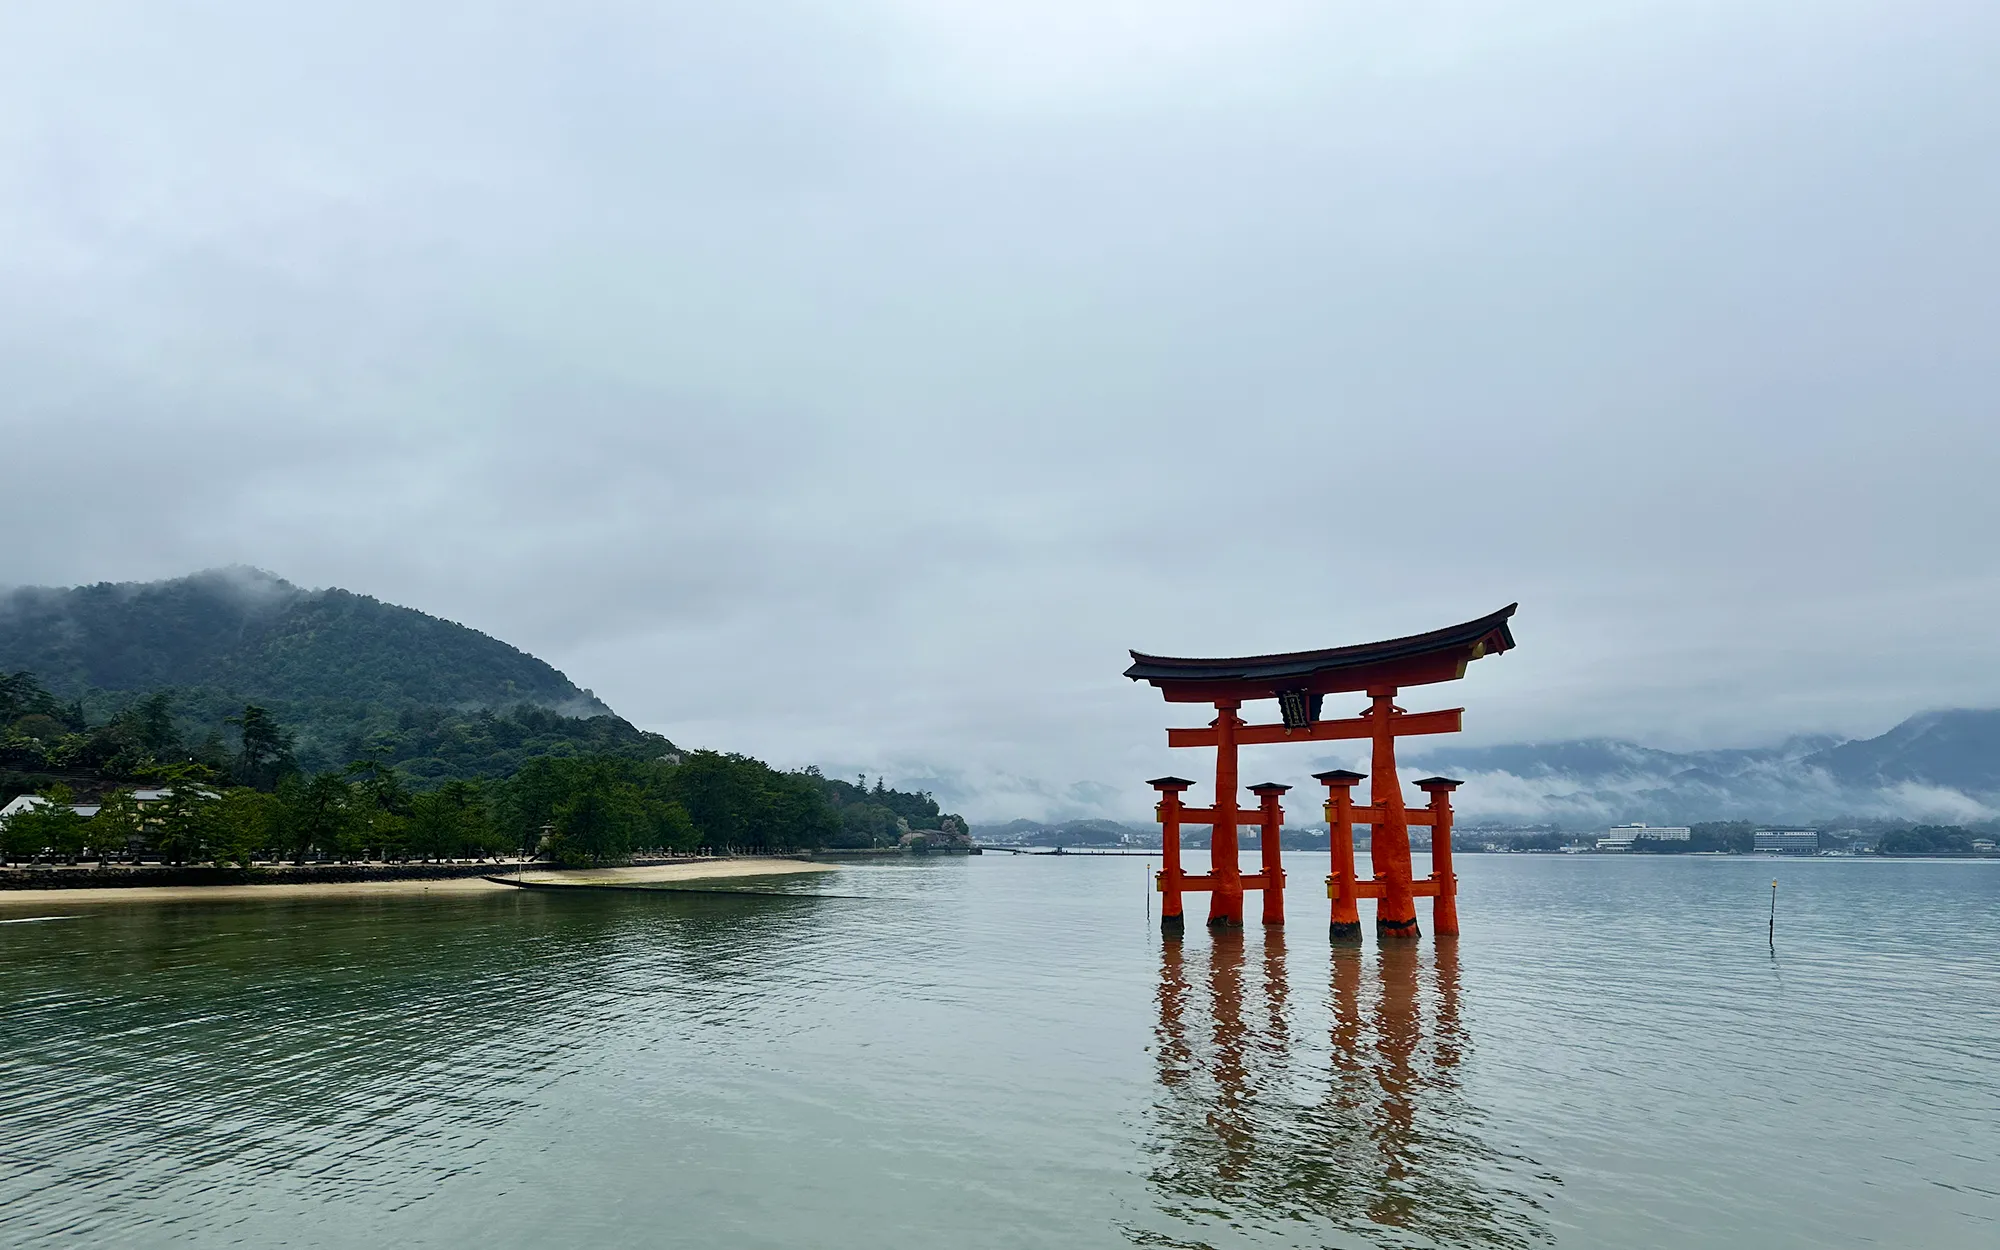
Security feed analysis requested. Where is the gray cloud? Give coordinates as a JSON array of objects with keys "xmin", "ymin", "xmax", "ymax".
[{"xmin": 4, "ymin": 2, "xmax": 1998, "ymax": 819}]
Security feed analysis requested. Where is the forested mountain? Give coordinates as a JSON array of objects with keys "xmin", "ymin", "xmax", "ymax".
[
  {"xmin": 0, "ymin": 571, "xmax": 966, "ymax": 854},
  {"xmin": 0, "ymin": 569, "xmax": 629, "ymax": 774},
  {"xmin": 0, "ymin": 568, "xmax": 606, "ymax": 713}
]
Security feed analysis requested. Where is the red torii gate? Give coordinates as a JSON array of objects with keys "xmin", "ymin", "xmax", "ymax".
[{"xmin": 1125, "ymin": 605, "xmax": 1516, "ymax": 941}]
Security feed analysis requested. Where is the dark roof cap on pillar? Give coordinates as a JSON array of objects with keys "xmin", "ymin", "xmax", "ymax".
[
  {"xmin": 1415, "ymin": 776, "xmax": 1463, "ymax": 791},
  {"xmin": 1147, "ymin": 776, "xmax": 1195, "ymax": 791},
  {"xmin": 1312, "ymin": 769, "xmax": 1366, "ymax": 785},
  {"xmin": 1249, "ymin": 782, "xmax": 1291, "ymax": 795}
]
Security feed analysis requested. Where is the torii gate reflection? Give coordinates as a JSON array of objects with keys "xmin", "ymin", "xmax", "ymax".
[{"xmin": 1145, "ymin": 937, "xmax": 1552, "ymax": 1246}]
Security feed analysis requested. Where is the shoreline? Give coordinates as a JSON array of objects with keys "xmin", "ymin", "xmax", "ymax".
[{"xmin": 0, "ymin": 858, "xmax": 836, "ymax": 909}]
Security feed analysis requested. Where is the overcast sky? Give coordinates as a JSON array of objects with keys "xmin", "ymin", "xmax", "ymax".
[{"xmin": 3, "ymin": 2, "xmax": 1997, "ymax": 819}]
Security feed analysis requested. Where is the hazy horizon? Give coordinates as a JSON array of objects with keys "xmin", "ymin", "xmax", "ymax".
[{"xmin": 7, "ymin": 565, "xmax": 1994, "ymax": 827}]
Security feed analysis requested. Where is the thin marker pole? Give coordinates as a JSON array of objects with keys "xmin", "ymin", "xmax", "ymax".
[{"xmin": 1769, "ymin": 879, "xmax": 1777, "ymax": 949}]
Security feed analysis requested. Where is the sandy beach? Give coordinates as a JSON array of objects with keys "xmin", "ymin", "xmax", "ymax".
[
  {"xmin": 509, "ymin": 860, "xmax": 835, "ymax": 888},
  {"xmin": 0, "ymin": 858, "xmax": 836, "ymax": 911}
]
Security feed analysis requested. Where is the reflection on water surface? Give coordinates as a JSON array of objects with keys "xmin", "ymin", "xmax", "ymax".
[
  {"xmin": 4, "ymin": 855, "xmax": 1998, "ymax": 1249},
  {"xmin": 1147, "ymin": 934, "xmax": 1553, "ymax": 1248}
]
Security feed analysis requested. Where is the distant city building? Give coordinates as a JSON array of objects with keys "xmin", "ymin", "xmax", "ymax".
[
  {"xmin": 1754, "ymin": 829, "xmax": 1819, "ymax": 854},
  {"xmin": 1595, "ymin": 823, "xmax": 1691, "ymax": 851}
]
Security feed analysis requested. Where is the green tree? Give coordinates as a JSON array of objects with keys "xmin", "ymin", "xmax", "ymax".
[
  {"xmin": 666, "ymin": 751, "xmax": 755, "ymax": 849},
  {"xmin": 1879, "ymin": 825, "xmax": 1974, "ymax": 855},
  {"xmin": 1, "ymin": 800, "xmax": 43, "ymax": 864},
  {"xmin": 760, "ymin": 770, "xmax": 841, "ymax": 851},
  {"xmin": 1, "ymin": 789, "xmax": 87, "ymax": 864},
  {"xmin": 41, "ymin": 784, "xmax": 90, "ymax": 863},
  {"xmin": 495, "ymin": 756, "xmax": 575, "ymax": 859},
  {"xmin": 152, "ymin": 780, "xmax": 222, "ymax": 865},
  {"xmin": 835, "ymin": 802, "xmax": 901, "ymax": 849},
  {"xmin": 1690, "ymin": 822, "xmax": 1756, "ymax": 853},
  {"xmin": 0, "ymin": 723, "xmax": 51, "ymax": 770},
  {"xmin": 346, "ymin": 757, "xmax": 411, "ymax": 860},
  {"xmin": 9, "ymin": 713, "xmax": 68, "ymax": 743},
  {"xmin": 644, "ymin": 797, "xmax": 698, "ymax": 854},
  {"xmin": 546, "ymin": 772, "xmax": 643, "ymax": 866},
  {"xmin": 409, "ymin": 779, "xmax": 491, "ymax": 860},
  {"xmin": 92, "ymin": 788, "xmax": 143, "ymax": 865},
  {"xmin": 129, "ymin": 692, "xmax": 182, "ymax": 758},
  {"xmin": 213, "ymin": 788, "xmax": 278, "ymax": 866},
  {"xmin": 0, "ymin": 672, "xmax": 67, "ymax": 724},
  {"xmin": 279, "ymin": 773, "xmax": 354, "ymax": 863},
  {"xmin": 407, "ymin": 789, "xmax": 450, "ymax": 862},
  {"xmin": 228, "ymin": 705, "xmax": 298, "ymax": 791},
  {"xmin": 74, "ymin": 690, "xmax": 188, "ymax": 776},
  {"xmin": 654, "ymin": 751, "xmax": 839, "ymax": 852},
  {"xmin": 817, "ymin": 767, "xmax": 958, "ymax": 846}
]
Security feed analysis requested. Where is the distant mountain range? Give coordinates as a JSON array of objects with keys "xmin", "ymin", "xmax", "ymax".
[
  {"xmin": 962, "ymin": 710, "xmax": 2000, "ymax": 834},
  {"xmin": 1402, "ymin": 709, "xmax": 2000, "ymax": 825}
]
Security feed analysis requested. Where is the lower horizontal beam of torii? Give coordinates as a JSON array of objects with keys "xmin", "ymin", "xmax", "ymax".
[
  {"xmin": 1174, "ymin": 804, "xmax": 1439, "ymax": 829},
  {"xmin": 1164, "ymin": 871, "xmax": 1281, "ymax": 893}
]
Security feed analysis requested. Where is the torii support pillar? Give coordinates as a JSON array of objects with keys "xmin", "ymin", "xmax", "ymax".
[
  {"xmin": 1418, "ymin": 776, "xmax": 1462, "ymax": 938},
  {"xmin": 1368, "ymin": 690, "xmax": 1421, "ymax": 941},
  {"xmin": 1150, "ymin": 777, "xmax": 1193, "ymax": 937},
  {"xmin": 1316, "ymin": 770, "xmax": 1364, "ymax": 942},
  {"xmin": 1250, "ymin": 782, "xmax": 1289, "ymax": 927},
  {"xmin": 1208, "ymin": 702, "xmax": 1244, "ymax": 929}
]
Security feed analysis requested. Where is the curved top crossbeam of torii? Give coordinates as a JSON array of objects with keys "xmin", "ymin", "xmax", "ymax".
[{"xmin": 1124, "ymin": 604, "xmax": 1518, "ymax": 706}]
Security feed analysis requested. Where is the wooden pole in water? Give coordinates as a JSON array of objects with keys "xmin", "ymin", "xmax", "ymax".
[{"xmin": 1769, "ymin": 879, "xmax": 1777, "ymax": 948}]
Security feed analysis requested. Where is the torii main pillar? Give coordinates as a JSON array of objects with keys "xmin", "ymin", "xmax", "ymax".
[{"xmin": 1127, "ymin": 605, "xmax": 1517, "ymax": 943}]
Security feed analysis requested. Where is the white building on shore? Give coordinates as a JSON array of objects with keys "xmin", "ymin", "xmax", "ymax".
[
  {"xmin": 1754, "ymin": 829, "xmax": 1819, "ymax": 854},
  {"xmin": 1596, "ymin": 823, "xmax": 1692, "ymax": 851},
  {"xmin": 0, "ymin": 795, "xmax": 101, "ymax": 822}
]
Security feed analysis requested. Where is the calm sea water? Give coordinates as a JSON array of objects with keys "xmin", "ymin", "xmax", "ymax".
[{"xmin": 2, "ymin": 854, "xmax": 1996, "ymax": 1248}]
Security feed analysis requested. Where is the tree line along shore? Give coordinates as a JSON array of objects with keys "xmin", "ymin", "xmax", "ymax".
[{"xmin": 1, "ymin": 671, "xmax": 968, "ymax": 871}]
